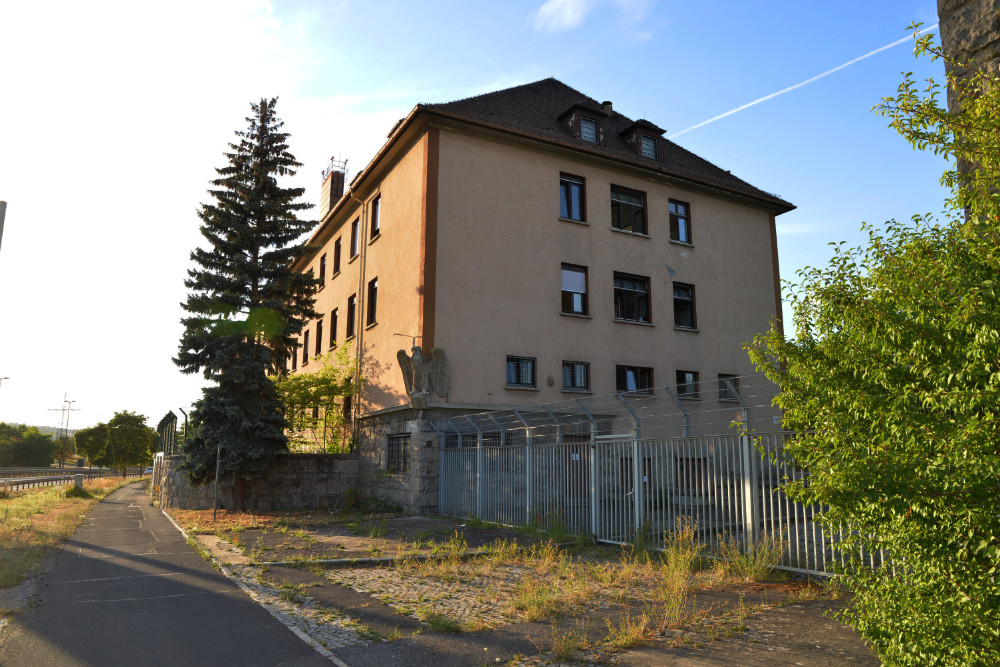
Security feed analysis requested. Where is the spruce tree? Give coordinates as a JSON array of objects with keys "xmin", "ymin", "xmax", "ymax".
[{"xmin": 176, "ymin": 98, "xmax": 317, "ymax": 505}]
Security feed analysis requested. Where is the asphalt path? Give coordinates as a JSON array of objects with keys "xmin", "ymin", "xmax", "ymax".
[{"xmin": 0, "ymin": 482, "xmax": 328, "ymax": 666}]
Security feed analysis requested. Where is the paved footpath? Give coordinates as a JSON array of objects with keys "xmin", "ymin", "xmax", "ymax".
[{"xmin": 0, "ymin": 482, "xmax": 328, "ymax": 666}]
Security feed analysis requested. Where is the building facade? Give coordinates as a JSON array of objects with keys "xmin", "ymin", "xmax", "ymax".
[{"xmin": 289, "ymin": 78, "xmax": 794, "ymax": 512}]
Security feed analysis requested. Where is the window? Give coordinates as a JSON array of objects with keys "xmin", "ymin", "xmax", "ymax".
[
  {"xmin": 333, "ymin": 238, "xmax": 342, "ymax": 274},
  {"xmin": 614, "ymin": 273, "xmax": 650, "ymax": 323},
  {"xmin": 580, "ymin": 117, "xmax": 598, "ymax": 144},
  {"xmin": 312, "ymin": 406, "xmax": 320, "ymax": 419},
  {"xmin": 291, "ymin": 345, "xmax": 297, "ymax": 370},
  {"xmin": 370, "ymin": 196, "xmax": 381, "ymax": 239},
  {"xmin": 302, "ymin": 331, "xmax": 309, "ymax": 365},
  {"xmin": 319, "ymin": 254, "xmax": 327, "ymax": 285},
  {"xmin": 616, "ymin": 365, "xmax": 653, "ymax": 394},
  {"xmin": 669, "ymin": 200, "xmax": 691, "ymax": 244},
  {"xmin": 330, "ymin": 308, "xmax": 338, "ymax": 346},
  {"xmin": 366, "ymin": 278, "xmax": 378, "ymax": 326},
  {"xmin": 350, "ymin": 218, "xmax": 359, "ymax": 257},
  {"xmin": 640, "ymin": 135, "xmax": 657, "ymax": 159},
  {"xmin": 346, "ymin": 295, "xmax": 356, "ymax": 338},
  {"xmin": 718, "ymin": 374, "xmax": 740, "ymax": 402},
  {"xmin": 506, "ymin": 356, "xmax": 536, "ymax": 388},
  {"xmin": 561, "ymin": 264, "xmax": 588, "ymax": 314},
  {"xmin": 673, "ymin": 283, "xmax": 696, "ymax": 329},
  {"xmin": 610, "ymin": 186, "xmax": 646, "ymax": 234},
  {"xmin": 562, "ymin": 361, "xmax": 590, "ymax": 391},
  {"xmin": 386, "ymin": 433, "xmax": 410, "ymax": 473},
  {"xmin": 315, "ymin": 320, "xmax": 323, "ymax": 355},
  {"xmin": 676, "ymin": 370, "xmax": 700, "ymax": 398},
  {"xmin": 342, "ymin": 394, "xmax": 352, "ymax": 421},
  {"xmin": 560, "ymin": 174, "xmax": 585, "ymax": 221}
]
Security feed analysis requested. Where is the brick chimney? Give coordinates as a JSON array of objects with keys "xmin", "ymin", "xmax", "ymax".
[{"xmin": 319, "ymin": 157, "xmax": 348, "ymax": 221}]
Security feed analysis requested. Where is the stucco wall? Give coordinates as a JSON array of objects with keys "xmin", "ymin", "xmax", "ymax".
[{"xmin": 432, "ymin": 128, "xmax": 779, "ymax": 406}]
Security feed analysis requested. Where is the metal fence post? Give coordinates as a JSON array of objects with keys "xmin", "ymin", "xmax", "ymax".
[
  {"xmin": 740, "ymin": 407, "xmax": 760, "ymax": 548},
  {"xmin": 514, "ymin": 409, "xmax": 532, "ymax": 526},
  {"xmin": 617, "ymin": 393, "xmax": 642, "ymax": 538},
  {"xmin": 577, "ymin": 399, "xmax": 599, "ymax": 539}
]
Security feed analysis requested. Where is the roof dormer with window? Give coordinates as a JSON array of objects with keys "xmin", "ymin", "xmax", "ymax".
[
  {"xmin": 620, "ymin": 119, "xmax": 665, "ymax": 161},
  {"xmin": 559, "ymin": 102, "xmax": 605, "ymax": 145}
]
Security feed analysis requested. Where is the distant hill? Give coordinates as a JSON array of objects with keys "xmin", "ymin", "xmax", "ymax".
[{"xmin": 29, "ymin": 425, "xmax": 77, "ymax": 437}]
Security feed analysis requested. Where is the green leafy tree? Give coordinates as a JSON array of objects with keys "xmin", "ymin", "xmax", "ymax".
[
  {"xmin": 75, "ymin": 423, "xmax": 109, "ymax": 468},
  {"xmin": 54, "ymin": 435, "xmax": 76, "ymax": 466},
  {"xmin": 272, "ymin": 347, "xmax": 357, "ymax": 452},
  {"xmin": 749, "ymin": 29, "xmax": 1000, "ymax": 665},
  {"xmin": 105, "ymin": 411, "xmax": 155, "ymax": 474},
  {"xmin": 0, "ymin": 423, "xmax": 58, "ymax": 467},
  {"xmin": 175, "ymin": 98, "xmax": 317, "ymax": 507}
]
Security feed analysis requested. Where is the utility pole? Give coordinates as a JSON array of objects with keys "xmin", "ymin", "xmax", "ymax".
[{"xmin": 48, "ymin": 394, "xmax": 80, "ymax": 468}]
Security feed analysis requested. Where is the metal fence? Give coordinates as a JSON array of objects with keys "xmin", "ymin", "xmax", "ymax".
[{"xmin": 434, "ymin": 374, "xmax": 861, "ymax": 577}]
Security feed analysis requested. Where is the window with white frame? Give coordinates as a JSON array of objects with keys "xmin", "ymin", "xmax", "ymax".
[
  {"xmin": 506, "ymin": 355, "xmax": 536, "ymax": 388},
  {"xmin": 350, "ymin": 218, "xmax": 359, "ymax": 257},
  {"xmin": 562, "ymin": 361, "xmax": 590, "ymax": 391},
  {"xmin": 561, "ymin": 264, "xmax": 588, "ymax": 314}
]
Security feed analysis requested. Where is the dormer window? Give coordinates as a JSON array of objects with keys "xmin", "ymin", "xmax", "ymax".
[
  {"xmin": 581, "ymin": 118, "xmax": 598, "ymax": 144},
  {"xmin": 640, "ymin": 135, "xmax": 657, "ymax": 159}
]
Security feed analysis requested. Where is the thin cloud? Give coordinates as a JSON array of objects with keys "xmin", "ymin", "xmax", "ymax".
[
  {"xmin": 532, "ymin": 0, "xmax": 598, "ymax": 33},
  {"xmin": 670, "ymin": 24, "xmax": 939, "ymax": 139}
]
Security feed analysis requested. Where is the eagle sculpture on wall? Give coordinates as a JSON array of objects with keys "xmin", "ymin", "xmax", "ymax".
[{"xmin": 397, "ymin": 346, "xmax": 449, "ymax": 404}]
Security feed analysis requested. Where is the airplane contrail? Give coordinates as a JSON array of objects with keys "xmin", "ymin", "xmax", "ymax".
[{"xmin": 669, "ymin": 24, "xmax": 940, "ymax": 139}]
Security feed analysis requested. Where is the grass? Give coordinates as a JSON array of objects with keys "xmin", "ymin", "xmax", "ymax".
[
  {"xmin": 715, "ymin": 532, "xmax": 787, "ymax": 581},
  {"xmin": 0, "ymin": 477, "xmax": 134, "ymax": 591}
]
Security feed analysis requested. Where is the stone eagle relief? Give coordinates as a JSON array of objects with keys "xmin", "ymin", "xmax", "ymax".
[{"xmin": 396, "ymin": 346, "xmax": 449, "ymax": 408}]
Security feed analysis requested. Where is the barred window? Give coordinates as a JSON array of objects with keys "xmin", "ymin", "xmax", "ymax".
[
  {"xmin": 580, "ymin": 117, "xmax": 598, "ymax": 143},
  {"xmin": 676, "ymin": 370, "xmax": 700, "ymax": 398},
  {"xmin": 562, "ymin": 361, "xmax": 590, "ymax": 391},
  {"xmin": 386, "ymin": 433, "xmax": 410, "ymax": 473},
  {"xmin": 640, "ymin": 135, "xmax": 657, "ymax": 159},
  {"xmin": 506, "ymin": 356, "xmax": 536, "ymax": 388}
]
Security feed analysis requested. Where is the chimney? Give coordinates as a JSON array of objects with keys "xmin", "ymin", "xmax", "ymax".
[
  {"xmin": 319, "ymin": 157, "xmax": 348, "ymax": 221},
  {"xmin": 602, "ymin": 100, "xmax": 613, "ymax": 116}
]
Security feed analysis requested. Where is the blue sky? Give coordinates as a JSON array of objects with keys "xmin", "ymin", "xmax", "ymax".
[{"xmin": 0, "ymin": 0, "xmax": 947, "ymax": 429}]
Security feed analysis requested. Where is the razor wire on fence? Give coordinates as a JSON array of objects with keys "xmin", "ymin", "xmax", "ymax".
[{"xmin": 433, "ymin": 373, "xmax": 875, "ymax": 577}]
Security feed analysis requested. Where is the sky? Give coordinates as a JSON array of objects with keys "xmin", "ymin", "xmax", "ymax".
[{"xmin": 0, "ymin": 0, "xmax": 948, "ymax": 430}]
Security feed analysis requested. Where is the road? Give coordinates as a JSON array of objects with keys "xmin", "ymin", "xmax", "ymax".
[{"xmin": 0, "ymin": 482, "xmax": 328, "ymax": 666}]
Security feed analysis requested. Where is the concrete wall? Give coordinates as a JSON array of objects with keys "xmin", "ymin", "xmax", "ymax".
[{"xmin": 158, "ymin": 453, "xmax": 359, "ymax": 512}]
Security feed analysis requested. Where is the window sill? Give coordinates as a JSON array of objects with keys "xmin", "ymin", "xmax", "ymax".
[
  {"xmin": 559, "ymin": 217, "xmax": 589, "ymax": 226},
  {"xmin": 677, "ymin": 395, "xmax": 702, "ymax": 402},
  {"xmin": 505, "ymin": 385, "xmax": 540, "ymax": 391},
  {"xmin": 617, "ymin": 389, "xmax": 654, "ymax": 397},
  {"xmin": 669, "ymin": 240, "xmax": 695, "ymax": 248},
  {"xmin": 614, "ymin": 319, "xmax": 655, "ymax": 327},
  {"xmin": 332, "ymin": 270, "xmax": 341, "ymax": 279},
  {"xmin": 365, "ymin": 322, "xmax": 378, "ymax": 330},
  {"xmin": 369, "ymin": 233, "xmax": 381, "ymax": 245},
  {"xmin": 348, "ymin": 254, "xmax": 359, "ymax": 264},
  {"xmin": 345, "ymin": 335, "xmax": 356, "ymax": 342},
  {"xmin": 610, "ymin": 227, "xmax": 650, "ymax": 239},
  {"xmin": 561, "ymin": 387, "xmax": 593, "ymax": 394},
  {"xmin": 561, "ymin": 312, "xmax": 592, "ymax": 319},
  {"xmin": 674, "ymin": 326, "xmax": 699, "ymax": 333}
]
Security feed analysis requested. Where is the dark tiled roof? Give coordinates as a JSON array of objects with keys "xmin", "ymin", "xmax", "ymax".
[{"xmin": 422, "ymin": 78, "xmax": 792, "ymax": 212}]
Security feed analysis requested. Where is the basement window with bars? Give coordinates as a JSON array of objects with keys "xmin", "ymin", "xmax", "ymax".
[{"xmin": 386, "ymin": 433, "xmax": 410, "ymax": 474}]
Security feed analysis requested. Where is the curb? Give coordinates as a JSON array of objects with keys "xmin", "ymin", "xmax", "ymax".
[{"xmin": 160, "ymin": 505, "xmax": 351, "ymax": 667}]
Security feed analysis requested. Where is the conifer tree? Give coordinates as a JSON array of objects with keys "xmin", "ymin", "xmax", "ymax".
[{"xmin": 176, "ymin": 98, "xmax": 317, "ymax": 505}]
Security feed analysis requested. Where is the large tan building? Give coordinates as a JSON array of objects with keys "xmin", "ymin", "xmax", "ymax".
[{"xmin": 290, "ymin": 78, "xmax": 793, "ymax": 511}]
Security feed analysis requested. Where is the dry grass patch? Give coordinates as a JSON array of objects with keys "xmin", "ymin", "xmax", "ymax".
[{"xmin": 0, "ymin": 477, "xmax": 132, "ymax": 590}]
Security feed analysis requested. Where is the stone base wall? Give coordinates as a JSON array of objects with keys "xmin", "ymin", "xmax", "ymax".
[
  {"xmin": 157, "ymin": 453, "xmax": 358, "ymax": 511},
  {"xmin": 356, "ymin": 409, "xmax": 442, "ymax": 515}
]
